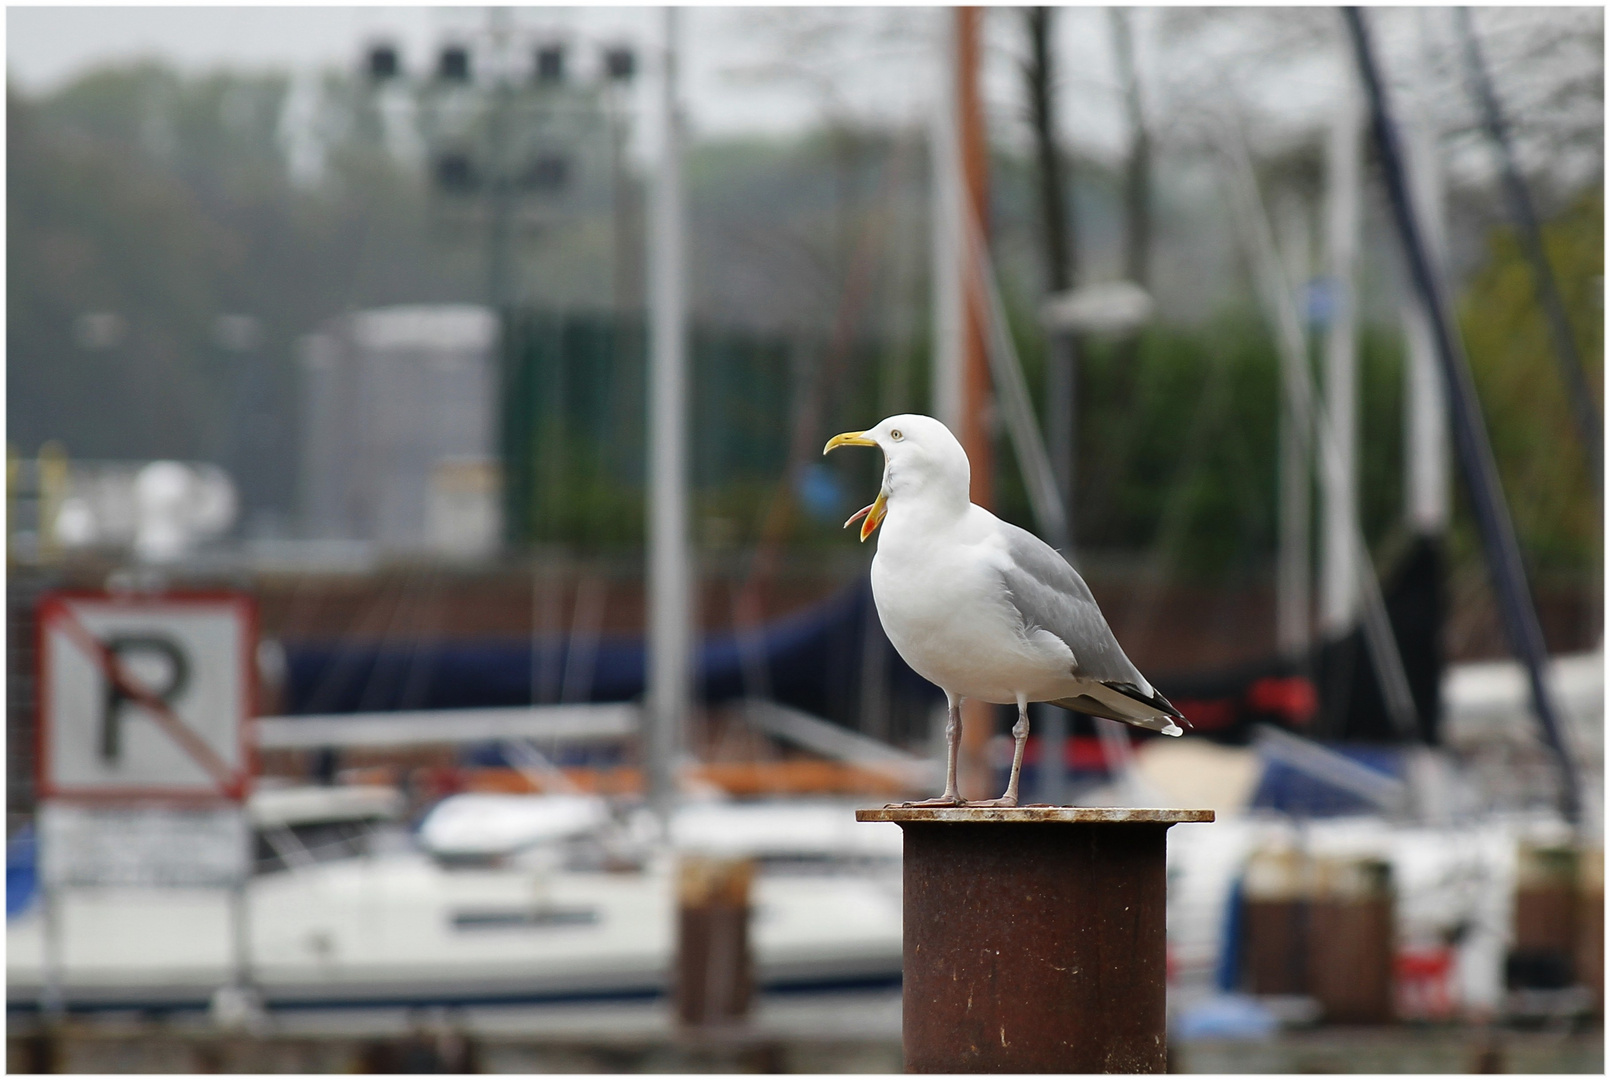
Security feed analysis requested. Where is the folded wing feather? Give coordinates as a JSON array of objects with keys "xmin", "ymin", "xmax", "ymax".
[{"xmin": 997, "ymin": 523, "xmax": 1188, "ymax": 732}]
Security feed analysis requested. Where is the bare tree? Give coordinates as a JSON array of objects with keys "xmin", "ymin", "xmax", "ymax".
[
  {"xmin": 1108, "ymin": 8, "xmax": 1151, "ymax": 292},
  {"xmin": 1021, "ymin": 8, "xmax": 1079, "ymax": 526},
  {"xmin": 1023, "ymin": 7, "xmax": 1075, "ymax": 295}
]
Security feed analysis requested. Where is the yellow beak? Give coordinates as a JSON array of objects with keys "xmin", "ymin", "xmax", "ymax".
[
  {"xmin": 823, "ymin": 431, "xmax": 885, "ymax": 541},
  {"xmin": 823, "ymin": 431, "xmax": 877, "ymax": 454},
  {"xmin": 844, "ymin": 489, "xmax": 889, "ymax": 542}
]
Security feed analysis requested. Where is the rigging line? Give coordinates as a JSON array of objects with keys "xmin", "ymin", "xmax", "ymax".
[
  {"xmin": 1074, "ymin": 323, "xmax": 1167, "ymax": 551},
  {"xmin": 558, "ymin": 572, "xmax": 609, "ymax": 706},
  {"xmin": 394, "ymin": 568, "xmax": 446, "ymax": 711},
  {"xmin": 554, "ymin": 563, "xmax": 608, "ymax": 772},
  {"xmin": 500, "ymin": 738, "xmax": 582, "ymax": 795},
  {"xmin": 1215, "ymin": 102, "xmax": 1419, "ymax": 739},
  {"xmin": 591, "ymin": 316, "xmax": 626, "ymax": 550},
  {"xmin": 352, "ymin": 561, "xmax": 434, "ymax": 714},
  {"xmin": 259, "ymin": 826, "xmax": 318, "ymax": 874},
  {"xmin": 530, "ymin": 303, "xmax": 573, "ymax": 710},
  {"xmin": 1454, "ymin": 7, "xmax": 1602, "ymax": 494},
  {"xmin": 273, "ymin": 542, "xmax": 330, "ymax": 671},
  {"xmin": 1113, "ymin": 334, "xmax": 1241, "ymax": 651},
  {"xmin": 730, "ymin": 569, "xmax": 774, "ymax": 703},
  {"xmin": 1345, "ymin": 7, "xmax": 1580, "ymax": 814},
  {"xmin": 958, "ymin": 179, "xmax": 1067, "ymax": 551},
  {"xmin": 530, "ymin": 557, "xmax": 566, "ymax": 706},
  {"xmin": 732, "ymin": 126, "xmax": 918, "ymax": 630},
  {"xmin": 880, "ymin": 107, "xmax": 926, "ymax": 419},
  {"xmin": 962, "ymin": 143, "xmax": 1257, "ymax": 659},
  {"xmin": 302, "ymin": 568, "xmax": 410, "ymax": 715}
]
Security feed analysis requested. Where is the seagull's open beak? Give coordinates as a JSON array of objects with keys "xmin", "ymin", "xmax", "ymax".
[
  {"xmin": 823, "ymin": 430, "xmax": 877, "ymax": 454},
  {"xmin": 844, "ymin": 490, "xmax": 888, "ymax": 542},
  {"xmin": 824, "ymin": 431, "xmax": 885, "ymax": 541}
]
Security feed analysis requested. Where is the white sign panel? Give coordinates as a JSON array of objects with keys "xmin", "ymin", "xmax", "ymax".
[
  {"xmin": 38, "ymin": 802, "xmax": 248, "ymax": 888},
  {"xmin": 39, "ymin": 593, "xmax": 254, "ymax": 801}
]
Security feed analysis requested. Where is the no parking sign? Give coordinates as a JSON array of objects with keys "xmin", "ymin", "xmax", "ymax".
[{"xmin": 37, "ymin": 592, "xmax": 255, "ymax": 802}]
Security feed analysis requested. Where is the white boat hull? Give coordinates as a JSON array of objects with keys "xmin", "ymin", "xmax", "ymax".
[{"xmin": 7, "ymin": 854, "xmax": 903, "ymax": 1011}]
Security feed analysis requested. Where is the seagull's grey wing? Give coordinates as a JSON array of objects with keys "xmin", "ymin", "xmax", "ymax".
[
  {"xmin": 997, "ymin": 523, "xmax": 1142, "ymax": 684},
  {"xmin": 998, "ymin": 524, "xmax": 1185, "ymax": 722}
]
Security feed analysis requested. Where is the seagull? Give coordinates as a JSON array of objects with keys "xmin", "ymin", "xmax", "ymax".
[{"xmin": 824, "ymin": 414, "xmax": 1187, "ymax": 807}]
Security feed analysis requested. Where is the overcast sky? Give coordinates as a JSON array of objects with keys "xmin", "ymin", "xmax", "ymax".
[
  {"xmin": 8, "ymin": 6, "xmax": 1599, "ymax": 183},
  {"xmin": 6, "ymin": 6, "xmax": 1143, "ymax": 156}
]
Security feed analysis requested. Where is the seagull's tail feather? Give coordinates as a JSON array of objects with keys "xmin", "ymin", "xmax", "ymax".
[
  {"xmin": 1045, "ymin": 695, "xmax": 1135, "ymax": 724},
  {"xmin": 1046, "ymin": 681, "xmax": 1192, "ymax": 737},
  {"xmin": 1107, "ymin": 681, "xmax": 1187, "ymax": 722}
]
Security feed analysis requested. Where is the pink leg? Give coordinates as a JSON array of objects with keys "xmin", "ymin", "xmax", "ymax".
[
  {"xmin": 891, "ymin": 692, "xmax": 966, "ymax": 807},
  {"xmin": 971, "ymin": 697, "xmax": 1029, "ymax": 808}
]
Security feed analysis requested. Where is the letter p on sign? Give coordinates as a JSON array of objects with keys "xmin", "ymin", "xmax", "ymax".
[{"xmin": 38, "ymin": 592, "xmax": 254, "ymax": 802}]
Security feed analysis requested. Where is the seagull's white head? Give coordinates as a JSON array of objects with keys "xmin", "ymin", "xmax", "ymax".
[{"xmin": 822, "ymin": 414, "xmax": 971, "ymax": 541}]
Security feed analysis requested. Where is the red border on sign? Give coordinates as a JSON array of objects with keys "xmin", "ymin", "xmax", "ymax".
[{"xmin": 36, "ymin": 590, "xmax": 257, "ymax": 804}]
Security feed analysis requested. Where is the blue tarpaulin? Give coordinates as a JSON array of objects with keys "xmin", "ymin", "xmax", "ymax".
[
  {"xmin": 7, "ymin": 825, "xmax": 37, "ymax": 919},
  {"xmin": 1248, "ymin": 746, "xmax": 1405, "ymax": 817},
  {"xmin": 280, "ymin": 570, "xmax": 1439, "ymax": 758},
  {"xmin": 283, "ymin": 580, "xmax": 943, "ymax": 739}
]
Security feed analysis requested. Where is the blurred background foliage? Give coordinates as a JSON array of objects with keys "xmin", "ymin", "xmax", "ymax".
[
  {"xmin": 6, "ymin": 53, "xmax": 1602, "ymax": 589},
  {"xmin": 1460, "ymin": 188, "xmax": 1603, "ymax": 579}
]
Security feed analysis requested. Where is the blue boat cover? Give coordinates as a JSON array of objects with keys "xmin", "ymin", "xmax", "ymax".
[{"xmin": 283, "ymin": 578, "xmax": 944, "ymax": 740}]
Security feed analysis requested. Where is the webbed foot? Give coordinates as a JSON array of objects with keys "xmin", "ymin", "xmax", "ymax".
[
  {"xmin": 885, "ymin": 794, "xmax": 968, "ymax": 808},
  {"xmin": 967, "ymin": 795, "xmax": 1020, "ymax": 808}
]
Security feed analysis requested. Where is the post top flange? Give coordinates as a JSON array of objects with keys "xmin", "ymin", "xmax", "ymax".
[{"xmin": 856, "ymin": 806, "xmax": 1215, "ymax": 825}]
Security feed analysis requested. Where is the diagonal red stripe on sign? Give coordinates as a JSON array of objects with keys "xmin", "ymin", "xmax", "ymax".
[{"xmin": 54, "ymin": 605, "xmax": 239, "ymax": 795}]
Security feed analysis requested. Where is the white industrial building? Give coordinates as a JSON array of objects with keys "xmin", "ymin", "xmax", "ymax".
[{"xmin": 298, "ymin": 304, "xmax": 501, "ymax": 558}]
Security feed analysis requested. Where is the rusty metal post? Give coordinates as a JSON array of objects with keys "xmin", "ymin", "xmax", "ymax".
[{"xmin": 858, "ymin": 807, "xmax": 1212, "ymax": 1073}]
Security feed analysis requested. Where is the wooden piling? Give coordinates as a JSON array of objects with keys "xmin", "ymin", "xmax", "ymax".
[{"xmin": 674, "ymin": 856, "xmax": 755, "ymax": 1028}]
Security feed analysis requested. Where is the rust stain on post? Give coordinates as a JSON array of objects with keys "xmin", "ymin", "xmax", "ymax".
[{"xmin": 859, "ymin": 807, "xmax": 1212, "ymax": 1073}]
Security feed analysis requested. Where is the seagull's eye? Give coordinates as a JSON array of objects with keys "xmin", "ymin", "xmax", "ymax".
[{"xmin": 890, "ymin": 429, "xmax": 904, "ymax": 442}]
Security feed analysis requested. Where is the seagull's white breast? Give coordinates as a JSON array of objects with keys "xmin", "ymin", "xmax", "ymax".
[{"xmin": 869, "ymin": 506, "xmax": 1075, "ymax": 705}]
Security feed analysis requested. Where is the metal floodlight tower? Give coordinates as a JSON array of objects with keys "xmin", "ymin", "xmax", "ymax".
[
  {"xmin": 437, "ymin": 43, "xmax": 472, "ymax": 84},
  {"xmin": 361, "ymin": 14, "xmax": 636, "ymax": 317},
  {"xmin": 356, "ymin": 21, "xmax": 642, "ymax": 562},
  {"xmin": 366, "ymin": 42, "xmax": 401, "ymax": 82},
  {"xmin": 483, "ymin": 9, "xmax": 515, "ymax": 314},
  {"xmin": 604, "ymin": 45, "xmax": 637, "ymax": 83},
  {"xmin": 534, "ymin": 43, "xmax": 566, "ymax": 86}
]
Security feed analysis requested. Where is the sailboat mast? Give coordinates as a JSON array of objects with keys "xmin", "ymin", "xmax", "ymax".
[
  {"xmin": 1403, "ymin": 10, "xmax": 1451, "ymax": 537},
  {"xmin": 930, "ymin": 12, "xmax": 963, "ymax": 433},
  {"xmin": 1319, "ymin": 78, "xmax": 1363, "ymax": 640},
  {"xmin": 956, "ymin": 7, "xmax": 993, "ymax": 515},
  {"xmin": 932, "ymin": 6, "xmax": 996, "ymax": 801},
  {"xmin": 646, "ymin": 7, "xmax": 691, "ymax": 825},
  {"xmin": 1344, "ymin": 8, "xmax": 1580, "ymax": 823},
  {"xmin": 1276, "ymin": 191, "xmax": 1314, "ymax": 661}
]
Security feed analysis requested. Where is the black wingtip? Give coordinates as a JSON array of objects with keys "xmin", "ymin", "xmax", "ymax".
[
  {"xmin": 1154, "ymin": 689, "xmax": 1189, "ymax": 726},
  {"xmin": 1106, "ymin": 681, "xmax": 1191, "ymax": 728}
]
